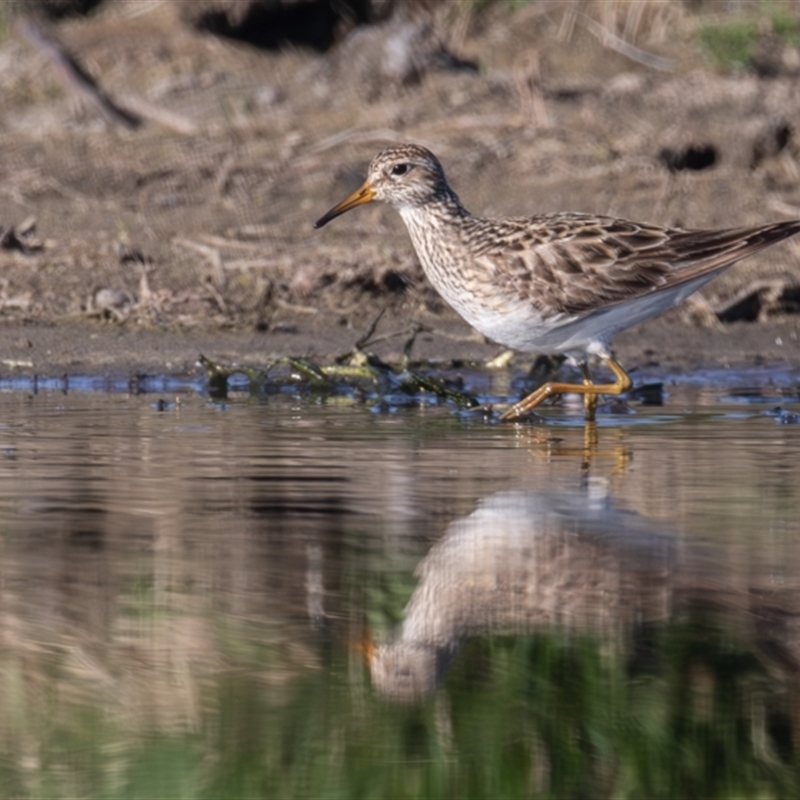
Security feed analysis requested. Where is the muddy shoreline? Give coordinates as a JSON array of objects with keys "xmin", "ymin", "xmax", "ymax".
[
  {"xmin": 1, "ymin": 2, "xmax": 800, "ymax": 384},
  {"xmin": 1, "ymin": 313, "xmax": 797, "ymax": 385}
]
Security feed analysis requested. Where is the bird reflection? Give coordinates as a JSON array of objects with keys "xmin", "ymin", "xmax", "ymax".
[{"xmin": 370, "ymin": 485, "xmax": 675, "ymax": 701}]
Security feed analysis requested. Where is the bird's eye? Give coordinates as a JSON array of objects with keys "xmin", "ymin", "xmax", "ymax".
[{"xmin": 390, "ymin": 163, "xmax": 409, "ymax": 177}]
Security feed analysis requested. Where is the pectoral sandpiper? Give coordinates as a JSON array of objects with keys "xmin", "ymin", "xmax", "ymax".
[{"xmin": 314, "ymin": 144, "xmax": 800, "ymax": 421}]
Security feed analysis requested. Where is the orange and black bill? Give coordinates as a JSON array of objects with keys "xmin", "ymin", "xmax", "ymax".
[{"xmin": 314, "ymin": 181, "xmax": 376, "ymax": 228}]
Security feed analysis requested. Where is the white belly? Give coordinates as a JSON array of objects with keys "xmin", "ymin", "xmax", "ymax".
[{"xmin": 434, "ymin": 268, "xmax": 720, "ymax": 360}]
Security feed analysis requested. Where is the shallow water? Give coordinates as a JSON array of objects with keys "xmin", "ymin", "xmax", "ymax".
[{"xmin": 0, "ymin": 373, "xmax": 799, "ymax": 798}]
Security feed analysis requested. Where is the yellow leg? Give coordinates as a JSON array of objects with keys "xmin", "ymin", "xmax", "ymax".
[
  {"xmin": 499, "ymin": 356, "xmax": 633, "ymax": 422},
  {"xmin": 580, "ymin": 363, "xmax": 598, "ymax": 423}
]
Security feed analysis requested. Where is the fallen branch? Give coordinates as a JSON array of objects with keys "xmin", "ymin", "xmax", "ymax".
[
  {"xmin": 579, "ymin": 15, "xmax": 674, "ymax": 72},
  {"xmin": 17, "ymin": 18, "xmax": 142, "ymax": 129}
]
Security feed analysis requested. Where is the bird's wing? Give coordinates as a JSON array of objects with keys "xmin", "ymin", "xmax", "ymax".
[{"xmin": 485, "ymin": 214, "xmax": 800, "ymax": 317}]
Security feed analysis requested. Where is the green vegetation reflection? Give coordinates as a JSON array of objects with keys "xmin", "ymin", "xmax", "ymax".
[{"xmin": 3, "ymin": 615, "xmax": 799, "ymax": 799}]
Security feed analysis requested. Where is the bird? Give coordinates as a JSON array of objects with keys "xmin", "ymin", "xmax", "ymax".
[
  {"xmin": 314, "ymin": 144, "xmax": 800, "ymax": 421},
  {"xmin": 368, "ymin": 488, "xmax": 675, "ymax": 701}
]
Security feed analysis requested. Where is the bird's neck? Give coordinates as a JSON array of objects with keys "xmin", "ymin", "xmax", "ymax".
[{"xmin": 397, "ymin": 191, "xmax": 470, "ymax": 261}]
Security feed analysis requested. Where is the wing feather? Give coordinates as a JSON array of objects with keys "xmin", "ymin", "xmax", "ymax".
[{"xmin": 471, "ymin": 214, "xmax": 800, "ymax": 317}]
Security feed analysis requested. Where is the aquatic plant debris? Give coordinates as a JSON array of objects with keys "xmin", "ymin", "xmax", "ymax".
[{"xmin": 198, "ymin": 352, "xmax": 482, "ymax": 411}]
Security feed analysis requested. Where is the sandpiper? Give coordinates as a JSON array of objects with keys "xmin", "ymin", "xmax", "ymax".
[{"xmin": 315, "ymin": 144, "xmax": 800, "ymax": 421}]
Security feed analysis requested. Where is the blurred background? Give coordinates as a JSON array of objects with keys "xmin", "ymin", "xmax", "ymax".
[{"xmin": 0, "ymin": 0, "xmax": 799, "ymax": 336}]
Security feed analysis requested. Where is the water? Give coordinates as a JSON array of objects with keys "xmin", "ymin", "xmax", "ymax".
[{"xmin": 0, "ymin": 376, "xmax": 799, "ymax": 799}]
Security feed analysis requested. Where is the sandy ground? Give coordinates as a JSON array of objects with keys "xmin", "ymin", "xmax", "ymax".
[{"xmin": 1, "ymin": 1, "xmax": 800, "ymax": 381}]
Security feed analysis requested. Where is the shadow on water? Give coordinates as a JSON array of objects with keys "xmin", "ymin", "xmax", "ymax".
[{"xmin": 0, "ymin": 373, "xmax": 798, "ymax": 798}]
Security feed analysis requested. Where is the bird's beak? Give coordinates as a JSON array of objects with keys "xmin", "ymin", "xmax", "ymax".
[
  {"xmin": 348, "ymin": 632, "xmax": 377, "ymax": 664},
  {"xmin": 314, "ymin": 180, "xmax": 376, "ymax": 229}
]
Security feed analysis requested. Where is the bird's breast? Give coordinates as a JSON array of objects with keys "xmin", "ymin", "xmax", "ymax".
[{"xmin": 399, "ymin": 208, "xmax": 563, "ymax": 349}]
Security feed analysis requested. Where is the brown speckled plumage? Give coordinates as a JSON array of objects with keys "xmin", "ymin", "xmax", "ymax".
[
  {"xmin": 315, "ymin": 144, "xmax": 800, "ymax": 420},
  {"xmin": 368, "ymin": 489, "xmax": 674, "ymax": 701}
]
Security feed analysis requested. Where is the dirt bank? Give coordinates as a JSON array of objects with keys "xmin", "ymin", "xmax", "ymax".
[
  {"xmin": 1, "ymin": 314, "xmax": 797, "ymax": 384},
  {"xmin": 1, "ymin": 1, "xmax": 799, "ymax": 380}
]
